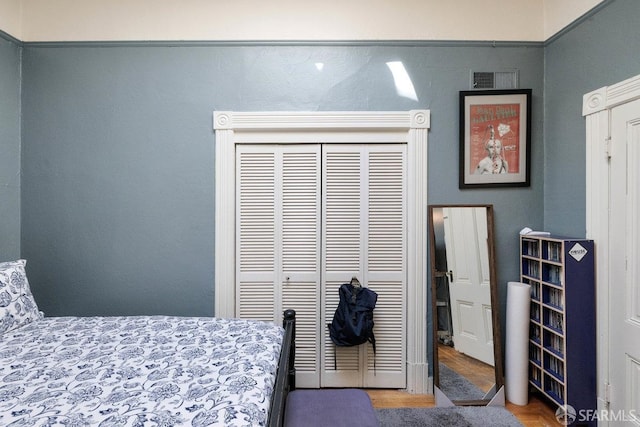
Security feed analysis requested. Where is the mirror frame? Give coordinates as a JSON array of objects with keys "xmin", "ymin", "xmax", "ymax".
[{"xmin": 428, "ymin": 204, "xmax": 504, "ymax": 405}]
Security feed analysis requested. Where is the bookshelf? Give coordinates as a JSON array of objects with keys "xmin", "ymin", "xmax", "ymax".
[{"xmin": 521, "ymin": 235, "xmax": 596, "ymax": 423}]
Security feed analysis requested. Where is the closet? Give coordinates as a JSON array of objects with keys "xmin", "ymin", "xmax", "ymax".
[
  {"xmin": 213, "ymin": 110, "xmax": 430, "ymax": 393},
  {"xmin": 236, "ymin": 144, "xmax": 406, "ymax": 388}
]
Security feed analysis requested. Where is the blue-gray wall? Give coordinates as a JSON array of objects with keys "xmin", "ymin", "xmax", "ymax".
[
  {"xmin": 7, "ymin": 0, "xmax": 636, "ymax": 381},
  {"xmin": 544, "ymin": 0, "xmax": 640, "ymax": 234},
  {"xmin": 0, "ymin": 34, "xmax": 21, "ymax": 261},
  {"xmin": 20, "ymin": 44, "xmax": 544, "ymax": 317}
]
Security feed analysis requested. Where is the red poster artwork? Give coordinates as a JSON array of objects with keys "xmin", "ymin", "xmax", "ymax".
[{"xmin": 468, "ymin": 103, "xmax": 521, "ymax": 175}]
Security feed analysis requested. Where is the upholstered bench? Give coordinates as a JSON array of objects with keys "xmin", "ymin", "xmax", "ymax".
[{"xmin": 284, "ymin": 388, "xmax": 379, "ymax": 427}]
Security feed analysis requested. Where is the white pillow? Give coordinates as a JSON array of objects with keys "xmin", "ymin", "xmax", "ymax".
[{"xmin": 0, "ymin": 259, "xmax": 43, "ymax": 333}]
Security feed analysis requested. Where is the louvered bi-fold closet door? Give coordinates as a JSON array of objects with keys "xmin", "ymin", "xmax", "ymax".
[
  {"xmin": 321, "ymin": 145, "xmax": 407, "ymax": 388},
  {"xmin": 236, "ymin": 145, "xmax": 321, "ymax": 388}
]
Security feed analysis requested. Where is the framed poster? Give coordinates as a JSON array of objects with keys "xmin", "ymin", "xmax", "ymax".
[{"xmin": 459, "ymin": 89, "xmax": 532, "ymax": 188}]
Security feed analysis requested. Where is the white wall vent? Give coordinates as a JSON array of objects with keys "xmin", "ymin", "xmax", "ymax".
[{"xmin": 471, "ymin": 70, "xmax": 519, "ymax": 89}]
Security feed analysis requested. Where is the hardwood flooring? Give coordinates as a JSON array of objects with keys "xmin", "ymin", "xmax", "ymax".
[
  {"xmin": 438, "ymin": 343, "xmax": 495, "ymax": 392},
  {"xmin": 365, "ymin": 389, "xmax": 558, "ymax": 426},
  {"xmin": 365, "ymin": 343, "xmax": 558, "ymax": 426},
  {"xmin": 506, "ymin": 395, "xmax": 561, "ymax": 427}
]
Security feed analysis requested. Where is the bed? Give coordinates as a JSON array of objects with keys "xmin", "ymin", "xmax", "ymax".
[{"xmin": 0, "ymin": 260, "xmax": 296, "ymax": 427}]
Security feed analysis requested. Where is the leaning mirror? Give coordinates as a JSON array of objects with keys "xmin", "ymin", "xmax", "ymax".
[{"xmin": 428, "ymin": 204, "xmax": 504, "ymax": 405}]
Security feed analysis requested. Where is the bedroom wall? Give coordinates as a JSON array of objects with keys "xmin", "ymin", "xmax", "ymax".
[
  {"xmin": 18, "ymin": 0, "xmax": 544, "ymax": 42},
  {"xmin": 543, "ymin": 0, "xmax": 640, "ymax": 235},
  {"xmin": 20, "ymin": 42, "xmax": 544, "ymax": 317},
  {"xmin": 0, "ymin": 33, "xmax": 21, "ymax": 261},
  {"xmin": 0, "ymin": 0, "xmax": 21, "ymax": 40},
  {"xmin": 5, "ymin": 0, "xmax": 606, "ymax": 42}
]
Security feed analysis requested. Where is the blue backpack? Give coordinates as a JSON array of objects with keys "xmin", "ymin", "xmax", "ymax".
[{"xmin": 328, "ymin": 279, "xmax": 377, "ymax": 354}]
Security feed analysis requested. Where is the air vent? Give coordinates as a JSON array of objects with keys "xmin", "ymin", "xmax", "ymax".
[{"xmin": 471, "ymin": 70, "xmax": 518, "ymax": 89}]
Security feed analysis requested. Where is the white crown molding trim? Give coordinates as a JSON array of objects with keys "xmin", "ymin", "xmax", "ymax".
[
  {"xmin": 214, "ymin": 110, "xmax": 430, "ymax": 130},
  {"xmin": 583, "ymin": 73, "xmax": 640, "ymax": 116},
  {"xmin": 213, "ymin": 110, "xmax": 430, "ymax": 394}
]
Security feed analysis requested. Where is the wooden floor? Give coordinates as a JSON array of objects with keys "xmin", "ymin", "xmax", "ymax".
[
  {"xmin": 365, "ymin": 343, "xmax": 558, "ymax": 426},
  {"xmin": 365, "ymin": 389, "xmax": 558, "ymax": 426},
  {"xmin": 438, "ymin": 343, "xmax": 495, "ymax": 392}
]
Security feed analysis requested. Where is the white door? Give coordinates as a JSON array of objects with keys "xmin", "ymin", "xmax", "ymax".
[
  {"xmin": 442, "ymin": 207, "xmax": 494, "ymax": 366},
  {"xmin": 237, "ymin": 143, "xmax": 406, "ymax": 389},
  {"xmin": 608, "ymin": 98, "xmax": 640, "ymax": 423},
  {"xmin": 321, "ymin": 145, "xmax": 407, "ymax": 388},
  {"xmin": 236, "ymin": 145, "xmax": 322, "ymax": 388}
]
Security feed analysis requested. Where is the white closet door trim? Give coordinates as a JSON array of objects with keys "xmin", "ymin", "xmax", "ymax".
[
  {"xmin": 583, "ymin": 73, "xmax": 640, "ymax": 421},
  {"xmin": 214, "ymin": 110, "xmax": 430, "ymax": 393}
]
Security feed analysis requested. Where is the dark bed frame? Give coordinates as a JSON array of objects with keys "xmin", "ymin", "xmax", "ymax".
[{"xmin": 267, "ymin": 309, "xmax": 296, "ymax": 427}]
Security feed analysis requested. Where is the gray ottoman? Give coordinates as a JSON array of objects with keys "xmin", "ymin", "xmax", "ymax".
[{"xmin": 284, "ymin": 388, "xmax": 379, "ymax": 427}]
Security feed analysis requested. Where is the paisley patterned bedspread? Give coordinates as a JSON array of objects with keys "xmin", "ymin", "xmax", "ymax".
[{"xmin": 0, "ymin": 316, "xmax": 284, "ymax": 427}]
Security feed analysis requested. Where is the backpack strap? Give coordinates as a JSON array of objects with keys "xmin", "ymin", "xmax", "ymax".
[
  {"xmin": 370, "ymin": 335, "xmax": 376, "ymax": 375},
  {"xmin": 328, "ymin": 322, "xmax": 338, "ymax": 370}
]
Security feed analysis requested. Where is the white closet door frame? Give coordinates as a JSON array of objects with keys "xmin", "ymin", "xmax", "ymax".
[
  {"xmin": 213, "ymin": 110, "xmax": 431, "ymax": 393},
  {"xmin": 583, "ymin": 74, "xmax": 640, "ymax": 422}
]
